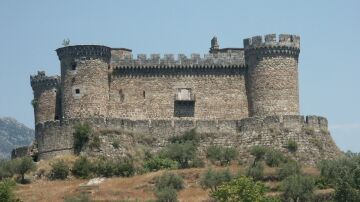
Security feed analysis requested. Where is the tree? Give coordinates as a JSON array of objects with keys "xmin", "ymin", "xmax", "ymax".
[
  {"xmin": 161, "ymin": 141, "xmax": 197, "ymax": 168},
  {"xmin": 200, "ymin": 168, "xmax": 233, "ymax": 192},
  {"xmin": 212, "ymin": 176, "xmax": 279, "ymax": 202},
  {"xmin": 280, "ymin": 174, "xmax": 315, "ymax": 202},
  {"xmin": 13, "ymin": 157, "xmax": 36, "ymax": 184},
  {"xmin": 250, "ymin": 146, "xmax": 267, "ymax": 165}
]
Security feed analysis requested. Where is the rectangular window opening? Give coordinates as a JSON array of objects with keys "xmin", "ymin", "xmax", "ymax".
[{"xmin": 174, "ymin": 101, "xmax": 195, "ymax": 117}]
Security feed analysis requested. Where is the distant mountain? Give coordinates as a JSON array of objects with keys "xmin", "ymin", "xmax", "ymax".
[{"xmin": 0, "ymin": 117, "xmax": 34, "ymax": 159}]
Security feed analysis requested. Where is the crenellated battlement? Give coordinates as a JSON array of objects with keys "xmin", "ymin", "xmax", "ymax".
[
  {"xmin": 30, "ymin": 71, "xmax": 60, "ymax": 90},
  {"xmin": 110, "ymin": 50, "xmax": 245, "ymax": 68},
  {"xmin": 244, "ymin": 34, "xmax": 300, "ymax": 49},
  {"xmin": 56, "ymin": 45, "xmax": 111, "ymax": 62},
  {"xmin": 243, "ymin": 34, "xmax": 300, "ymax": 58}
]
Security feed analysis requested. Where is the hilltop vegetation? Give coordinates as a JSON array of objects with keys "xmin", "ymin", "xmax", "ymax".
[{"xmin": 1, "ymin": 129, "xmax": 359, "ymax": 202}]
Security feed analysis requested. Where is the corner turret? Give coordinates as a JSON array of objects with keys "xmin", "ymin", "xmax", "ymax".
[
  {"xmin": 56, "ymin": 45, "xmax": 111, "ymax": 119},
  {"xmin": 244, "ymin": 34, "xmax": 300, "ymax": 117},
  {"xmin": 30, "ymin": 71, "xmax": 60, "ymax": 124}
]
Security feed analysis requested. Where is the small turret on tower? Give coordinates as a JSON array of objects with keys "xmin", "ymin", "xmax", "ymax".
[
  {"xmin": 244, "ymin": 34, "xmax": 300, "ymax": 117},
  {"xmin": 209, "ymin": 36, "xmax": 220, "ymax": 53},
  {"xmin": 30, "ymin": 71, "xmax": 60, "ymax": 124}
]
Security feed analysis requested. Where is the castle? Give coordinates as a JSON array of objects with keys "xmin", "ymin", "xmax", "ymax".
[{"xmin": 23, "ymin": 34, "xmax": 341, "ymax": 164}]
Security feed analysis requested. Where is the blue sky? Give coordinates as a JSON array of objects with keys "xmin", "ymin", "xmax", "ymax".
[{"xmin": 0, "ymin": 0, "xmax": 359, "ymax": 152}]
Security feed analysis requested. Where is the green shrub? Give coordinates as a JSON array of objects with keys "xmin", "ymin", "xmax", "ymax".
[
  {"xmin": 190, "ymin": 157, "xmax": 205, "ymax": 168},
  {"xmin": 0, "ymin": 160, "xmax": 15, "ymax": 180},
  {"xmin": 264, "ymin": 149, "xmax": 287, "ymax": 167},
  {"xmin": 169, "ymin": 128, "xmax": 199, "ymax": 145},
  {"xmin": 154, "ymin": 172, "xmax": 184, "ymax": 191},
  {"xmin": 246, "ymin": 162, "xmax": 264, "ymax": 181},
  {"xmin": 31, "ymin": 99, "xmax": 38, "ymax": 108},
  {"xmin": 211, "ymin": 176, "xmax": 279, "ymax": 202},
  {"xmin": 92, "ymin": 158, "xmax": 114, "ymax": 177},
  {"xmin": 161, "ymin": 141, "xmax": 197, "ymax": 169},
  {"xmin": 154, "ymin": 187, "xmax": 178, "ymax": 202},
  {"xmin": 334, "ymin": 180, "xmax": 360, "ymax": 202},
  {"xmin": 206, "ymin": 146, "xmax": 238, "ymax": 166},
  {"xmin": 13, "ymin": 156, "xmax": 36, "ymax": 184},
  {"xmin": 206, "ymin": 145, "xmax": 222, "ymax": 163},
  {"xmin": 200, "ymin": 168, "xmax": 233, "ymax": 192},
  {"xmin": 49, "ymin": 160, "xmax": 69, "ymax": 180},
  {"xmin": 286, "ymin": 139, "xmax": 298, "ymax": 153},
  {"xmin": 317, "ymin": 155, "xmax": 360, "ymax": 201},
  {"xmin": 144, "ymin": 156, "xmax": 179, "ymax": 172},
  {"xmin": 112, "ymin": 140, "xmax": 120, "ymax": 149},
  {"xmin": 280, "ymin": 174, "xmax": 315, "ymax": 202},
  {"xmin": 73, "ymin": 123, "xmax": 91, "ymax": 154},
  {"xmin": 250, "ymin": 145, "xmax": 267, "ymax": 163},
  {"xmin": 72, "ymin": 156, "xmax": 92, "ymax": 179},
  {"xmin": 278, "ymin": 160, "xmax": 301, "ymax": 180},
  {"xmin": 0, "ymin": 179, "xmax": 17, "ymax": 202},
  {"xmin": 113, "ymin": 158, "xmax": 135, "ymax": 177}
]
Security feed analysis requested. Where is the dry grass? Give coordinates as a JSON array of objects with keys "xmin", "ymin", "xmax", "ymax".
[{"xmin": 14, "ymin": 162, "xmax": 323, "ymax": 202}]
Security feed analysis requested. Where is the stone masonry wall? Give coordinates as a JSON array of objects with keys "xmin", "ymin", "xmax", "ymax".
[
  {"xmin": 108, "ymin": 71, "xmax": 249, "ymax": 120},
  {"xmin": 245, "ymin": 34, "xmax": 300, "ymax": 117},
  {"xmin": 36, "ymin": 115, "xmax": 342, "ymax": 165}
]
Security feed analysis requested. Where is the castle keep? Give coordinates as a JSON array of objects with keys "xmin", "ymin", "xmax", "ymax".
[{"xmin": 28, "ymin": 34, "xmax": 341, "ymax": 164}]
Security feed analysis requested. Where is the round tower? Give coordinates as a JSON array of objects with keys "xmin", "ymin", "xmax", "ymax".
[
  {"xmin": 56, "ymin": 45, "xmax": 111, "ymax": 119},
  {"xmin": 244, "ymin": 34, "xmax": 300, "ymax": 117},
  {"xmin": 30, "ymin": 71, "xmax": 60, "ymax": 124}
]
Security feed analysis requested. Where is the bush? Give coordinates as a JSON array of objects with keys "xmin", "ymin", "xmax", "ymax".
[
  {"xmin": 112, "ymin": 140, "xmax": 120, "ymax": 149},
  {"xmin": 278, "ymin": 160, "xmax": 301, "ymax": 180},
  {"xmin": 144, "ymin": 156, "xmax": 179, "ymax": 172},
  {"xmin": 246, "ymin": 162, "xmax": 264, "ymax": 181},
  {"xmin": 154, "ymin": 172, "xmax": 184, "ymax": 191},
  {"xmin": 286, "ymin": 139, "xmax": 298, "ymax": 153},
  {"xmin": 92, "ymin": 158, "xmax": 114, "ymax": 177},
  {"xmin": 72, "ymin": 156, "xmax": 92, "ymax": 179},
  {"xmin": 13, "ymin": 156, "xmax": 36, "ymax": 184},
  {"xmin": 113, "ymin": 158, "xmax": 135, "ymax": 177},
  {"xmin": 169, "ymin": 128, "xmax": 199, "ymax": 145},
  {"xmin": 0, "ymin": 160, "xmax": 15, "ymax": 180},
  {"xmin": 280, "ymin": 174, "xmax": 315, "ymax": 202},
  {"xmin": 0, "ymin": 179, "xmax": 17, "ymax": 202},
  {"xmin": 161, "ymin": 141, "xmax": 197, "ymax": 169},
  {"xmin": 200, "ymin": 168, "xmax": 233, "ymax": 192},
  {"xmin": 264, "ymin": 149, "xmax": 287, "ymax": 167},
  {"xmin": 317, "ymin": 156, "xmax": 360, "ymax": 201},
  {"xmin": 250, "ymin": 145, "xmax": 267, "ymax": 163},
  {"xmin": 73, "ymin": 123, "xmax": 91, "ymax": 154},
  {"xmin": 206, "ymin": 146, "xmax": 237, "ymax": 166},
  {"xmin": 190, "ymin": 157, "xmax": 205, "ymax": 168},
  {"xmin": 211, "ymin": 176, "xmax": 279, "ymax": 202},
  {"xmin": 49, "ymin": 160, "xmax": 69, "ymax": 180},
  {"xmin": 154, "ymin": 187, "xmax": 178, "ymax": 202}
]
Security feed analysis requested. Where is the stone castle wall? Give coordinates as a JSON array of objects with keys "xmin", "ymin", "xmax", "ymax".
[
  {"xmin": 109, "ymin": 67, "xmax": 248, "ymax": 120},
  {"xmin": 27, "ymin": 34, "xmax": 342, "ymax": 164},
  {"xmin": 35, "ymin": 115, "xmax": 341, "ymax": 165}
]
